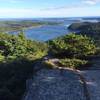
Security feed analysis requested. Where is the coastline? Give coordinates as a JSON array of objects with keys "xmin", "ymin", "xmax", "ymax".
[{"xmin": 5, "ymin": 25, "xmax": 44, "ymax": 34}]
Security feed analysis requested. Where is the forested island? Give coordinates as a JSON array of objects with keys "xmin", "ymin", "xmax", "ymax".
[{"xmin": 68, "ymin": 22, "xmax": 100, "ymax": 38}]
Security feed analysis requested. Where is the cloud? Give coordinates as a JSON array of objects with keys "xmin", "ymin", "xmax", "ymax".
[
  {"xmin": 0, "ymin": 8, "xmax": 38, "ymax": 18},
  {"xmin": 83, "ymin": 0, "xmax": 100, "ymax": 5},
  {"xmin": 43, "ymin": 0, "xmax": 100, "ymax": 11},
  {"xmin": 9, "ymin": 0, "xmax": 21, "ymax": 3},
  {"xmin": 42, "ymin": 4, "xmax": 86, "ymax": 11},
  {"xmin": 0, "ymin": 7, "xmax": 99, "ymax": 18},
  {"xmin": 42, "ymin": 0, "xmax": 99, "ymax": 11},
  {"xmin": 0, "ymin": 1, "xmax": 99, "ymax": 18},
  {"xmin": 0, "ymin": 7, "xmax": 79, "ymax": 18},
  {"xmin": 0, "ymin": 0, "xmax": 24, "ymax": 4}
]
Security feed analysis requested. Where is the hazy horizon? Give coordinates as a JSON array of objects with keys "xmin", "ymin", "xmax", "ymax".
[{"xmin": 0, "ymin": 16, "xmax": 100, "ymax": 19}]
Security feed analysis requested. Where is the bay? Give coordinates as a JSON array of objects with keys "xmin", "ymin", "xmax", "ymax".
[{"xmin": 7, "ymin": 18, "xmax": 99, "ymax": 42}]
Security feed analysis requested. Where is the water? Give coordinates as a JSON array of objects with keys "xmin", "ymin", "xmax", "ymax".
[
  {"xmin": 7, "ymin": 18, "xmax": 99, "ymax": 42},
  {"xmin": 9, "ymin": 18, "xmax": 79, "ymax": 41},
  {"xmin": 25, "ymin": 25, "xmax": 70, "ymax": 41}
]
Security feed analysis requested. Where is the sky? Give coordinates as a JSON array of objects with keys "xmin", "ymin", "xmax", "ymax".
[{"xmin": 0, "ymin": 0, "xmax": 100, "ymax": 18}]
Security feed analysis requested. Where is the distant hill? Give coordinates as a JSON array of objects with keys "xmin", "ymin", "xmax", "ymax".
[
  {"xmin": 68, "ymin": 22, "xmax": 100, "ymax": 46},
  {"xmin": 68, "ymin": 22, "xmax": 100, "ymax": 39}
]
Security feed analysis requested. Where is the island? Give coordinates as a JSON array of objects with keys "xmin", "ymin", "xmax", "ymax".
[
  {"xmin": 0, "ymin": 20, "xmax": 62, "ymax": 32},
  {"xmin": 68, "ymin": 22, "xmax": 100, "ymax": 46}
]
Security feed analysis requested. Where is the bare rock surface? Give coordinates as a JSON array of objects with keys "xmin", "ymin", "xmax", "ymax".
[
  {"xmin": 24, "ymin": 68, "xmax": 86, "ymax": 100},
  {"xmin": 80, "ymin": 70, "xmax": 100, "ymax": 100},
  {"xmin": 23, "ymin": 58, "xmax": 100, "ymax": 100}
]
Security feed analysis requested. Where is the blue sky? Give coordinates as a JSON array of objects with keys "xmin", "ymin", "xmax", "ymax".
[{"xmin": 0, "ymin": 0, "xmax": 100, "ymax": 18}]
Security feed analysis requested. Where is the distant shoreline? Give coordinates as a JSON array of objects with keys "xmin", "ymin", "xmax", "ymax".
[{"xmin": 5, "ymin": 25, "xmax": 44, "ymax": 34}]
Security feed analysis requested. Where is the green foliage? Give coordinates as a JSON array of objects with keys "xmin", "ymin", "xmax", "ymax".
[
  {"xmin": 68, "ymin": 22, "xmax": 100, "ymax": 47},
  {"xmin": 0, "ymin": 32, "xmax": 48, "ymax": 100},
  {"xmin": 48, "ymin": 33, "xmax": 96, "ymax": 58},
  {"xmin": 68, "ymin": 22, "xmax": 92, "ymax": 31},
  {"xmin": 0, "ymin": 20, "xmax": 61, "ymax": 32},
  {"xmin": 59, "ymin": 58, "xmax": 88, "ymax": 69},
  {"xmin": 0, "ymin": 54, "xmax": 5, "ymax": 62},
  {"xmin": 0, "ymin": 32, "xmax": 48, "ymax": 61},
  {"xmin": 68, "ymin": 22, "xmax": 100, "ymax": 36}
]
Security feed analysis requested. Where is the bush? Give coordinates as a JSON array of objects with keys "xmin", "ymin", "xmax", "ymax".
[
  {"xmin": 0, "ymin": 54, "xmax": 5, "ymax": 62},
  {"xmin": 59, "ymin": 58, "xmax": 88, "ymax": 69},
  {"xmin": 0, "ymin": 32, "xmax": 48, "ymax": 62},
  {"xmin": 48, "ymin": 33, "xmax": 96, "ymax": 58}
]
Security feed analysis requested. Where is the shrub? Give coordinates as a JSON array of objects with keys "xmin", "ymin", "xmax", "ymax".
[
  {"xmin": 48, "ymin": 33, "xmax": 96, "ymax": 58},
  {"xmin": 0, "ymin": 32, "xmax": 48, "ymax": 62},
  {"xmin": 0, "ymin": 54, "xmax": 5, "ymax": 62},
  {"xmin": 59, "ymin": 58, "xmax": 88, "ymax": 69}
]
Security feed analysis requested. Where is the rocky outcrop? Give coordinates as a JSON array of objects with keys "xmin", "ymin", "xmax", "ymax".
[{"xmin": 23, "ymin": 68, "xmax": 86, "ymax": 100}]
